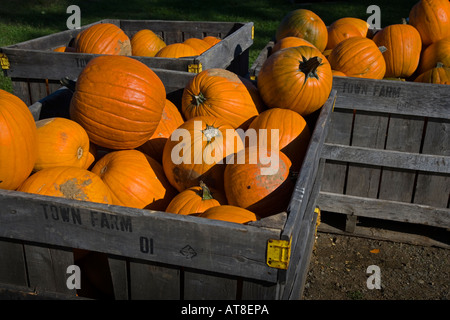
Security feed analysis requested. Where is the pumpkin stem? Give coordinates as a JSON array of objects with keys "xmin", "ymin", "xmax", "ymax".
[
  {"xmin": 299, "ymin": 56, "xmax": 322, "ymax": 80},
  {"xmin": 76, "ymin": 146, "xmax": 84, "ymax": 160},
  {"xmin": 199, "ymin": 180, "xmax": 214, "ymax": 200},
  {"xmin": 436, "ymin": 62, "xmax": 444, "ymax": 68},
  {"xmin": 379, "ymin": 46, "xmax": 387, "ymax": 53},
  {"xmin": 192, "ymin": 92, "xmax": 207, "ymax": 107},
  {"xmin": 202, "ymin": 125, "xmax": 220, "ymax": 143}
]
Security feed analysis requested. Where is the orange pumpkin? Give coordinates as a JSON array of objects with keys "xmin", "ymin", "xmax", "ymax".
[
  {"xmin": 326, "ymin": 20, "xmax": 362, "ymax": 50},
  {"xmin": 165, "ymin": 181, "xmax": 227, "ymax": 215},
  {"xmin": 332, "ymin": 70, "xmax": 347, "ymax": 77},
  {"xmin": 18, "ymin": 166, "xmax": 112, "ymax": 204},
  {"xmin": 328, "ymin": 37, "xmax": 386, "ymax": 79},
  {"xmin": 70, "ymin": 55, "xmax": 166, "ymax": 150},
  {"xmin": 257, "ymin": 45, "xmax": 333, "ymax": 116},
  {"xmin": 74, "ymin": 23, "xmax": 131, "ymax": 55},
  {"xmin": 162, "ymin": 115, "xmax": 244, "ymax": 192},
  {"xmin": 155, "ymin": 43, "xmax": 198, "ymax": 58},
  {"xmin": 0, "ymin": 89, "xmax": 37, "ymax": 190},
  {"xmin": 417, "ymin": 37, "xmax": 450, "ymax": 74},
  {"xmin": 91, "ymin": 149, "xmax": 176, "ymax": 210},
  {"xmin": 414, "ymin": 62, "xmax": 450, "ymax": 84},
  {"xmin": 373, "ymin": 23, "xmax": 422, "ymax": 78},
  {"xmin": 138, "ymin": 99, "xmax": 185, "ymax": 163},
  {"xmin": 183, "ymin": 38, "xmax": 211, "ymax": 55},
  {"xmin": 34, "ymin": 117, "xmax": 90, "ymax": 171},
  {"xmin": 197, "ymin": 205, "xmax": 258, "ymax": 224},
  {"xmin": 275, "ymin": 9, "xmax": 328, "ymax": 52},
  {"xmin": 409, "ymin": 0, "xmax": 450, "ymax": 46},
  {"xmin": 131, "ymin": 29, "xmax": 166, "ymax": 57},
  {"xmin": 272, "ymin": 36, "xmax": 316, "ymax": 55},
  {"xmin": 247, "ymin": 108, "xmax": 311, "ymax": 171},
  {"xmin": 223, "ymin": 146, "xmax": 294, "ymax": 218},
  {"xmin": 181, "ymin": 68, "xmax": 261, "ymax": 129},
  {"xmin": 203, "ymin": 36, "xmax": 221, "ymax": 47},
  {"xmin": 330, "ymin": 17, "xmax": 370, "ymax": 38}
]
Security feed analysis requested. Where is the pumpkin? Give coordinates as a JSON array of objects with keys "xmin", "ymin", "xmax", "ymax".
[
  {"xmin": 373, "ymin": 23, "xmax": 422, "ymax": 78},
  {"xmin": 53, "ymin": 46, "xmax": 75, "ymax": 52},
  {"xmin": 165, "ymin": 181, "xmax": 227, "ymax": 215},
  {"xmin": 275, "ymin": 9, "xmax": 328, "ymax": 52},
  {"xmin": 0, "ymin": 89, "xmax": 37, "ymax": 190},
  {"xmin": 330, "ymin": 17, "xmax": 370, "ymax": 38},
  {"xmin": 414, "ymin": 62, "xmax": 450, "ymax": 84},
  {"xmin": 74, "ymin": 23, "xmax": 131, "ymax": 55},
  {"xmin": 417, "ymin": 37, "xmax": 450, "ymax": 74},
  {"xmin": 326, "ymin": 20, "xmax": 363, "ymax": 50},
  {"xmin": 18, "ymin": 166, "xmax": 112, "ymax": 204},
  {"xmin": 328, "ymin": 37, "xmax": 386, "ymax": 79},
  {"xmin": 155, "ymin": 43, "xmax": 198, "ymax": 58},
  {"xmin": 409, "ymin": 0, "xmax": 450, "ymax": 46},
  {"xmin": 162, "ymin": 115, "xmax": 244, "ymax": 192},
  {"xmin": 183, "ymin": 38, "xmax": 211, "ymax": 55},
  {"xmin": 138, "ymin": 99, "xmax": 185, "ymax": 163},
  {"xmin": 257, "ymin": 45, "xmax": 333, "ymax": 116},
  {"xmin": 223, "ymin": 146, "xmax": 294, "ymax": 218},
  {"xmin": 332, "ymin": 70, "xmax": 347, "ymax": 77},
  {"xmin": 181, "ymin": 68, "xmax": 261, "ymax": 129},
  {"xmin": 247, "ymin": 108, "xmax": 311, "ymax": 172},
  {"xmin": 34, "ymin": 117, "xmax": 90, "ymax": 171},
  {"xmin": 197, "ymin": 205, "xmax": 258, "ymax": 224},
  {"xmin": 271, "ymin": 36, "xmax": 316, "ymax": 55},
  {"xmin": 131, "ymin": 29, "xmax": 166, "ymax": 57},
  {"xmin": 70, "ymin": 55, "xmax": 166, "ymax": 150},
  {"xmin": 91, "ymin": 149, "xmax": 176, "ymax": 210},
  {"xmin": 203, "ymin": 36, "xmax": 221, "ymax": 47}
]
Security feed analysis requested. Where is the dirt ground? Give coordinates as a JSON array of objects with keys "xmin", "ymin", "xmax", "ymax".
[{"xmin": 302, "ymin": 231, "xmax": 449, "ymax": 300}]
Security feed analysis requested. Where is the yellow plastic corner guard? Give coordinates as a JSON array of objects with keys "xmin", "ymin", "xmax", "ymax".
[
  {"xmin": 188, "ymin": 63, "xmax": 202, "ymax": 73},
  {"xmin": 0, "ymin": 53, "xmax": 10, "ymax": 70},
  {"xmin": 266, "ymin": 237, "xmax": 291, "ymax": 270}
]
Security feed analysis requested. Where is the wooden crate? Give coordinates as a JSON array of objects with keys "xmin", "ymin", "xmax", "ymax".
[
  {"xmin": 250, "ymin": 41, "xmax": 450, "ymax": 249},
  {"xmin": 0, "ymin": 73, "xmax": 336, "ymax": 299},
  {"xmin": 0, "ymin": 19, "xmax": 253, "ymax": 105}
]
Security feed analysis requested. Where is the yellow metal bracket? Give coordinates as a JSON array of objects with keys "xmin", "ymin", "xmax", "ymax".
[
  {"xmin": 251, "ymin": 25, "xmax": 255, "ymax": 40},
  {"xmin": 188, "ymin": 63, "xmax": 202, "ymax": 73},
  {"xmin": 0, "ymin": 53, "xmax": 10, "ymax": 70},
  {"xmin": 266, "ymin": 237, "xmax": 291, "ymax": 270}
]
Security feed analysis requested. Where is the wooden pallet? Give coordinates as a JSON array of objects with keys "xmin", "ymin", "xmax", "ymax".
[
  {"xmin": 0, "ymin": 74, "xmax": 336, "ymax": 299},
  {"xmin": 250, "ymin": 41, "xmax": 450, "ymax": 248},
  {"xmin": 0, "ymin": 19, "xmax": 253, "ymax": 105}
]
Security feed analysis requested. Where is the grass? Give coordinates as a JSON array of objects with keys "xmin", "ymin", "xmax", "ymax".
[{"xmin": 0, "ymin": 0, "xmax": 418, "ymax": 92}]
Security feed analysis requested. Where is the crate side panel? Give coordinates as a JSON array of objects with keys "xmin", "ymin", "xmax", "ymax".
[
  {"xmin": 0, "ymin": 240, "xmax": 28, "ymax": 286},
  {"xmin": 129, "ymin": 260, "xmax": 181, "ymax": 300},
  {"xmin": 414, "ymin": 119, "xmax": 450, "ymax": 207},
  {"xmin": 345, "ymin": 110, "xmax": 388, "ymax": 199},
  {"xmin": 183, "ymin": 270, "xmax": 237, "ymax": 300},
  {"xmin": 378, "ymin": 115, "xmax": 425, "ymax": 202},
  {"xmin": 0, "ymin": 190, "xmax": 279, "ymax": 283},
  {"xmin": 23, "ymin": 244, "xmax": 76, "ymax": 296}
]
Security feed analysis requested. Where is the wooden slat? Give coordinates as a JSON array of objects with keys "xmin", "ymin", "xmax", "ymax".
[
  {"xmin": 322, "ymin": 143, "xmax": 450, "ymax": 174},
  {"xmin": 317, "ymin": 192, "xmax": 450, "ymax": 228},
  {"xmin": 0, "ymin": 240, "xmax": 27, "ymax": 286},
  {"xmin": 0, "ymin": 189, "xmax": 280, "ymax": 283}
]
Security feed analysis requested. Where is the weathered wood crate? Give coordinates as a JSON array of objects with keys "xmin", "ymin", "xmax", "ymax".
[
  {"xmin": 0, "ymin": 71, "xmax": 336, "ymax": 299},
  {"xmin": 250, "ymin": 41, "xmax": 450, "ymax": 249},
  {"xmin": 0, "ymin": 19, "xmax": 253, "ymax": 105}
]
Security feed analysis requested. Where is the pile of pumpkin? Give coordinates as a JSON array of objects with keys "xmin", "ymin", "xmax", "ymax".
[
  {"xmin": 0, "ymin": 37, "xmax": 328, "ymax": 223},
  {"xmin": 270, "ymin": 0, "xmax": 450, "ymax": 84},
  {"xmin": 54, "ymin": 22, "xmax": 221, "ymax": 58}
]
